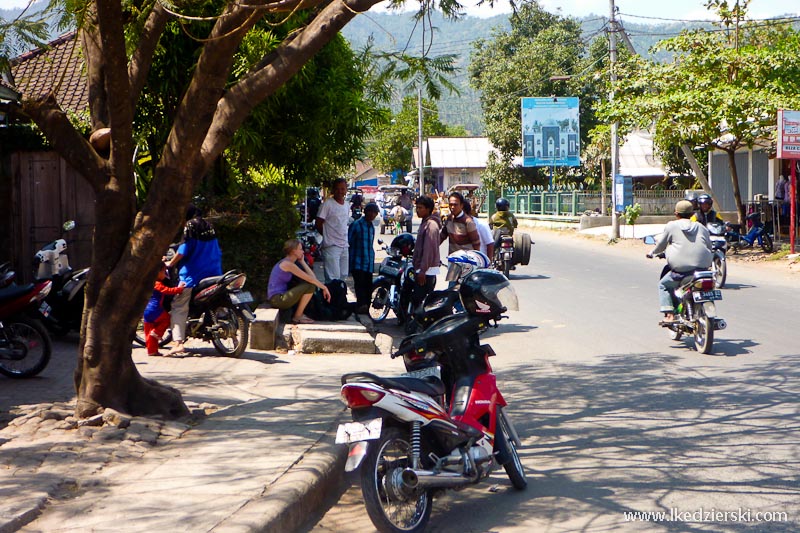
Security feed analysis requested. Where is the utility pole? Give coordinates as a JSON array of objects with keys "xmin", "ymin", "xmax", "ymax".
[
  {"xmin": 418, "ymin": 87, "xmax": 424, "ymax": 196},
  {"xmin": 609, "ymin": 0, "xmax": 620, "ymax": 239}
]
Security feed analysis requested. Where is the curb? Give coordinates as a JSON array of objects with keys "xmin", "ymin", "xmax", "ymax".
[{"xmin": 210, "ymin": 411, "xmax": 348, "ymax": 533}]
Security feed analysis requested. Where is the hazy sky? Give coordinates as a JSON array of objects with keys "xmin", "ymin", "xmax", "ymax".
[{"xmin": 1, "ymin": 0, "xmax": 797, "ymax": 22}]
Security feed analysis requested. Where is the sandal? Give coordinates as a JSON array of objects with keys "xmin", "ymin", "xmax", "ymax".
[{"xmin": 292, "ymin": 315, "xmax": 315, "ymax": 325}]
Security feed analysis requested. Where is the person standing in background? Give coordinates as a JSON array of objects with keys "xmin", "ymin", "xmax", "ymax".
[
  {"xmin": 440, "ymin": 192, "xmax": 480, "ymax": 284},
  {"xmin": 463, "ymin": 201, "xmax": 494, "ymax": 261},
  {"xmin": 316, "ymin": 178, "xmax": 351, "ymax": 282},
  {"xmin": 411, "ymin": 196, "xmax": 442, "ymax": 310},
  {"xmin": 348, "ymin": 203, "xmax": 380, "ymax": 314}
]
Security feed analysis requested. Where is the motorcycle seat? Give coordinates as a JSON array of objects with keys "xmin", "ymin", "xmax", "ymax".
[
  {"xmin": 0, "ymin": 283, "xmax": 35, "ymax": 303},
  {"xmin": 342, "ymin": 372, "xmax": 446, "ymax": 397},
  {"xmin": 196, "ymin": 275, "xmax": 224, "ymax": 291},
  {"xmin": 390, "ymin": 376, "xmax": 446, "ymax": 397}
]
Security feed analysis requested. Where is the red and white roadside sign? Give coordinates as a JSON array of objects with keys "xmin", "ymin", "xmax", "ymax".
[{"xmin": 778, "ymin": 109, "xmax": 799, "ymax": 252}]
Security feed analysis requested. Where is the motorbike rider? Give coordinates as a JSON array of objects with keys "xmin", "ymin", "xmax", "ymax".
[
  {"xmin": 164, "ymin": 204, "xmax": 222, "ymax": 355},
  {"xmin": 691, "ymin": 194, "xmax": 724, "ymax": 227},
  {"xmin": 489, "ymin": 197, "xmax": 518, "ymax": 254},
  {"xmin": 646, "ymin": 200, "xmax": 713, "ymax": 325}
]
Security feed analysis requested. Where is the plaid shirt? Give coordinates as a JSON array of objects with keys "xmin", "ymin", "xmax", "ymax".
[{"xmin": 348, "ymin": 216, "xmax": 375, "ymax": 273}]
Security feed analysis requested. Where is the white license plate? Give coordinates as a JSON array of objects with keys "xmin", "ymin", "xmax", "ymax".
[
  {"xmin": 693, "ymin": 290, "xmax": 722, "ymax": 302},
  {"xmin": 336, "ymin": 418, "xmax": 382, "ymax": 444},
  {"xmin": 39, "ymin": 302, "xmax": 51, "ymax": 317},
  {"xmin": 229, "ymin": 291, "xmax": 253, "ymax": 305},
  {"xmin": 402, "ymin": 366, "xmax": 441, "ymax": 380}
]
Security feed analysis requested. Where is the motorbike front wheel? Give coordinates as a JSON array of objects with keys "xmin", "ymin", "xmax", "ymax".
[
  {"xmin": 0, "ymin": 317, "xmax": 52, "ymax": 378},
  {"xmin": 693, "ymin": 304, "xmax": 714, "ymax": 354},
  {"xmin": 713, "ymin": 255, "xmax": 727, "ymax": 289},
  {"xmin": 369, "ymin": 281, "xmax": 392, "ymax": 323},
  {"xmin": 361, "ymin": 426, "xmax": 432, "ymax": 533},
  {"xmin": 495, "ymin": 409, "xmax": 527, "ymax": 490},
  {"xmin": 211, "ymin": 307, "xmax": 249, "ymax": 358}
]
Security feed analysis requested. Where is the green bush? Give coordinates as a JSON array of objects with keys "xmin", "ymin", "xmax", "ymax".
[{"xmin": 204, "ymin": 182, "xmax": 301, "ymax": 304}]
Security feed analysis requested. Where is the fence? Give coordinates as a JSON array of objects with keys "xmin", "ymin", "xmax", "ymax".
[{"xmin": 491, "ymin": 186, "xmax": 686, "ymax": 217}]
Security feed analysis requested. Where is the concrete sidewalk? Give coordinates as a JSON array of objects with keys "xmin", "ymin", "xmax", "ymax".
[{"xmin": 0, "ymin": 331, "xmax": 398, "ymax": 533}]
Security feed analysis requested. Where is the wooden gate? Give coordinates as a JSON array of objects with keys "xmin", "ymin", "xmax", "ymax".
[{"xmin": 10, "ymin": 151, "xmax": 95, "ymax": 282}]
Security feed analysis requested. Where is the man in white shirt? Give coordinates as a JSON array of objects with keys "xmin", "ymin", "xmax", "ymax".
[
  {"xmin": 316, "ymin": 178, "xmax": 351, "ymax": 282},
  {"xmin": 463, "ymin": 202, "xmax": 494, "ymax": 260}
]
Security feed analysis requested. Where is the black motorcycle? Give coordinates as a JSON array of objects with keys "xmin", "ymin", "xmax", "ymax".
[
  {"xmin": 368, "ymin": 234, "xmax": 415, "ymax": 327},
  {"xmin": 135, "ymin": 270, "xmax": 255, "ymax": 357}
]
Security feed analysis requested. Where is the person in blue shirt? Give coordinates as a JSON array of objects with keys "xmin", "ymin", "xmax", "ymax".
[
  {"xmin": 164, "ymin": 205, "xmax": 222, "ymax": 355},
  {"xmin": 348, "ymin": 202, "xmax": 380, "ymax": 315}
]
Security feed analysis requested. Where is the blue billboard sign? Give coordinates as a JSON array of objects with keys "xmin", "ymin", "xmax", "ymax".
[{"xmin": 521, "ymin": 97, "xmax": 580, "ymax": 168}]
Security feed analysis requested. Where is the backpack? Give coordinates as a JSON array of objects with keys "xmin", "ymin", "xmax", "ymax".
[{"xmin": 305, "ymin": 279, "xmax": 353, "ymax": 321}]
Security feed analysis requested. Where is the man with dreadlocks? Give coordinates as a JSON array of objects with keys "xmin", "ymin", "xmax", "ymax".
[{"xmin": 164, "ymin": 204, "xmax": 222, "ymax": 355}]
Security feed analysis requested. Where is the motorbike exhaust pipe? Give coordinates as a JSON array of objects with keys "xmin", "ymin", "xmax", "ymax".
[
  {"xmin": 401, "ymin": 468, "xmax": 474, "ymax": 490},
  {"xmin": 714, "ymin": 319, "xmax": 727, "ymax": 331}
]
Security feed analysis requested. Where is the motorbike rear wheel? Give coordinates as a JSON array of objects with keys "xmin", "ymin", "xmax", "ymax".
[
  {"xmin": 211, "ymin": 307, "xmax": 249, "ymax": 358},
  {"xmin": 0, "ymin": 317, "xmax": 52, "ymax": 378},
  {"xmin": 712, "ymin": 255, "xmax": 727, "ymax": 289},
  {"xmin": 760, "ymin": 233, "xmax": 774, "ymax": 253},
  {"xmin": 502, "ymin": 258, "xmax": 511, "ymax": 278},
  {"xmin": 495, "ymin": 409, "xmax": 527, "ymax": 490},
  {"xmin": 361, "ymin": 426, "xmax": 432, "ymax": 533},
  {"xmin": 369, "ymin": 281, "xmax": 392, "ymax": 323},
  {"xmin": 133, "ymin": 319, "xmax": 173, "ymax": 348},
  {"xmin": 693, "ymin": 305, "xmax": 714, "ymax": 354}
]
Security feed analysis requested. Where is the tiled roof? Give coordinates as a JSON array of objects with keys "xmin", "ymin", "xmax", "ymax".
[{"xmin": 10, "ymin": 31, "xmax": 88, "ymax": 114}]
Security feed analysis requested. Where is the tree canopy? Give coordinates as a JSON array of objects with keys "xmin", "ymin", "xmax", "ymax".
[
  {"xmin": 367, "ymin": 95, "xmax": 465, "ymax": 174},
  {"xmin": 468, "ymin": 0, "xmax": 604, "ymax": 188},
  {"xmin": 601, "ymin": 2, "xmax": 800, "ymax": 223}
]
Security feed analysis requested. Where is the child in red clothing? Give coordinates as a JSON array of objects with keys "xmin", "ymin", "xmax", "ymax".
[{"xmin": 143, "ymin": 264, "xmax": 185, "ymax": 356}]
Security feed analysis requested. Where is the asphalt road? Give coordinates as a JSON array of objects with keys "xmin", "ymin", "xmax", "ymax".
[{"xmin": 308, "ymin": 229, "xmax": 800, "ymax": 533}]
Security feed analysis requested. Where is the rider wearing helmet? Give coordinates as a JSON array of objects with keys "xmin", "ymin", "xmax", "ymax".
[
  {"xmin": 489, "ymin": 197, "xmax": 518, "ymax": 258},
  {"xmin": 647, "ymin": 200, "xmax": 713, "ymax": 325},
  {"xmin": 691, "ymin": 194, "xmax": 724, "ymax": 227}
]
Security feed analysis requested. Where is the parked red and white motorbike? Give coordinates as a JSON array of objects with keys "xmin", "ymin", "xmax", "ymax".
[
  {"xmin": 337, "ymin": 269, "xmax": 526, "ymax": 533},
  {"xmin": 0, "ymin": 279, "xmax": 53, "ymax": 378}
]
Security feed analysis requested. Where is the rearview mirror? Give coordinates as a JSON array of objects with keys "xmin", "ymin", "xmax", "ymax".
[{"xmin": 642, "ymin": 235, "xmax": 656, "ymax": 245}]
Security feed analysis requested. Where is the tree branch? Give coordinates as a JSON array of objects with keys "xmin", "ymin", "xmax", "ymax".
[
  {"xmin": 23, "ymin": 94, "xmax": 108, "ymax": 192},
  {"xmin": 196, "ymin": 0, "xmax": 383, "ymax": 175},
  {"xmin": 156, "ymin": 3, "xmax": 260, "ymax": 181},
  {"xmin": 128, "ymin": 3, "xmax": 170, "ymax": 113}
]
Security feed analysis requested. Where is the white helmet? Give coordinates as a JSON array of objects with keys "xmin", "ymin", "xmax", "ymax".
[{"xmin": 447, "ymin": 250, "xmax": 491, "ymax": 281}]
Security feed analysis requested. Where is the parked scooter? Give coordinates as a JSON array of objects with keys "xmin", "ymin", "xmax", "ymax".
[
  {"xmin": 644, "ymin": 236, "xmax": 727, "ymax": 354},
  {"xmin": 368, "ymin": 233, "xmax": 415, "ymax": 326},
  {"xmin": 707, "ymin": 222, "xmax": 728, "ymax": 288},
  {"xmin": 135, "ymin": 266, "xmax": 255, "ymax": 357},
  {"xmin": 296, "ymin": 224, "xmax": 322, "ymax": 267},
  {"xmin": 0, "ymin": 280, "xmax": 53, "ymax": 378},
  {"xmin": 32, "ymin": 220, "xmax": 89, "ymax": 336},
  {"xmin": 337, "ymin": 270, "xmax": 526, "ymax": 533},
  {"xmin": 725, "ymin": 212, "xmax": 773, "ymax": 253}
]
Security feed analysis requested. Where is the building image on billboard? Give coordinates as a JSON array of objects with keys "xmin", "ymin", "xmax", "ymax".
[{"xmin": 521, "ymin": 97, "xmax": 580, "ymax": 167}]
